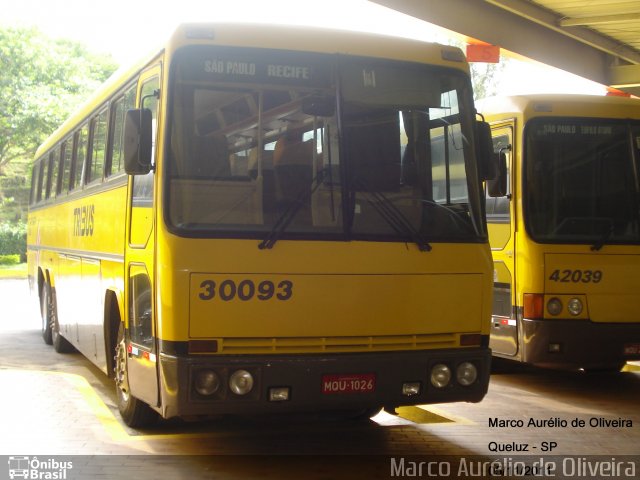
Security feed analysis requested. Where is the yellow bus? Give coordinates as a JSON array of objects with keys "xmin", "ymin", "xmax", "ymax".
[
  {"xmin": 28, "ymin": 23, "xmax": 496, "ymax": 427},
  {"xmin": 481, "ymin": 94, "xmax": 640, "ymax": 371}
]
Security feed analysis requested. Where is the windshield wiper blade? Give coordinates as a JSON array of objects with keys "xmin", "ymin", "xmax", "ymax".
[
  {"xmin": 359, "ymin": 185, "xmax": 432, "ymax": 252},
  {"xmin": 258, "ymin": 170, "xmax": 324, "ymax": 250},
  {"xmin": 591, "ymin": 221, "xmax": 615, "ymax": 251}
]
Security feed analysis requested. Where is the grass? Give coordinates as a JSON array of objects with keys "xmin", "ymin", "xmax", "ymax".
[{"xmin": 0, "ymin": 262, "xmax": 27, "ymax": 279}]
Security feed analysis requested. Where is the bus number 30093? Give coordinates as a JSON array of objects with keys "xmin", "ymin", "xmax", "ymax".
[{"xmin": 198, "ymin": 279, "xmax": 293, "ymax": 301}]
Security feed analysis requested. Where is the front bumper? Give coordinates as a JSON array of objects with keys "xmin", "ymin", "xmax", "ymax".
[
  {"xmin": 157, "ymin": 347, "xmax": 491, "ymax": 419},
  {"xmin": 521, "ymin": 318, "xmax": 640, "ymax": 369}
]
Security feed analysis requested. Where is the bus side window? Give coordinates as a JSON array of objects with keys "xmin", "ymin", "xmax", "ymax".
[
  {"xmin": 107, "ymin": 84, "xmax": 136, "ymax": 177},
  {"xmin": 88, "ymin": 108, "xmax": 108, "ymax": 184},
  {"xmin": 38, "ymin": 157, "xmax": 48, "ymax": 203},
  {"xmin": 129, "ymin": 267, "xmax": 153, "ymax": 349},
  {"xmin": 48, "ymin": 149, "xmax": 60, "ymax": 199},
  {"xmin": 131, "ymin": 78, "xmax": 159, "ymax": 205},
  {"xmin": 60, "ymin": 139, "xmax": 73, "ymax": 194},
  {"xmin": 29, "ymin": 163, "xmax": 39, "ymax": 205},
  {"xmin": 72, "ymin": 124, "xmax": 90, "ymax": 190},
  {"xmin": 486, "ymin": 133, "xmax": 511, "ymax": 222}
]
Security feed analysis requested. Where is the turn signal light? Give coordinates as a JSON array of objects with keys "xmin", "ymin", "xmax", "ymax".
[{"xmin": 523, "ymin": 293, "xmax": 544, "ymax": 319}]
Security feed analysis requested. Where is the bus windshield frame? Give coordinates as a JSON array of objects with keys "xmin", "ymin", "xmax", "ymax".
[
  {"xmin": 523, "ymin": 117, "xmax": 640, "ymax": 246},
  {"xmin": 164, "ymin": 46, "xmax": 486, "ymax": 245}
]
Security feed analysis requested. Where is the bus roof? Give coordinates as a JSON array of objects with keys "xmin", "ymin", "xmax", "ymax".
[
  {"xmin": 478, "ymin": 94, "xmax": 640, "ymax": 122},
  {"xmin": 166, "ymin": 22, "xmax": 467, "ymax": 70},
  {"xmin": 35, "ymin": 22, "xmax": 468, "ymax": 159}
]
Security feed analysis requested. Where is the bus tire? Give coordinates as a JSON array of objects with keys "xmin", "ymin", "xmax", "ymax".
[
  {"xmin": 114, "ymin": 322, "xmax": 158, "ymax": 428},
  {"xmin": 41, "ymin": 284, "xmax": 53, "ymax": 346},
  {"xmin": 45, "ymin": 285, "xmax": 75, "ymax": 354}
]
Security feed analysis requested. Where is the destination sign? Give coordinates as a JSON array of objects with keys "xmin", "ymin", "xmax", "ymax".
[
  {"xmin": 532, "ymin": 122, "xmax": 616, "ymax": 136},
  {"xmin": 177, "ymin": 46, "xmax": 332, "ymax": 88}
]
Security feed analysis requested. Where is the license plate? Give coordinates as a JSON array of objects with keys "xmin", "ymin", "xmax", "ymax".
[
  {"xmin": 623, "ymin": 343, "xmax": 640, "ymax": 355},
  {"xmin": 321, "ymin": 373, "xmax": 376, "ymax": 394}
]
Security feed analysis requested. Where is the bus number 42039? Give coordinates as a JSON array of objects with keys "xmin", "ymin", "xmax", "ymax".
[{"xmin": 548, "ymin": 269, "xmax": 602, "ymax": 283}]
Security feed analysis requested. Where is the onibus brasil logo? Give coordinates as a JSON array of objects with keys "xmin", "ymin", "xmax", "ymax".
[{"xmin": 7, "ymin": 456, "xmax": 73, "ymax": 479}]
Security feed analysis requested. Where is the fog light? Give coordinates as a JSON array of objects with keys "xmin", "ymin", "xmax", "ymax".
[
  {"xmin": 547, "ymin": 297, "xmax": 563, "ymax": 316},
  {"xmin": 456, "ymin": 362, "xmax": 478, "ymax": 386},
  {"xmin": 402, "ymin": 382, "xmax": 421, "ymax": 396},
  {"xmin": 229, "ymin": 369, "xmax": 254, "ymax": 395},
  {"xmin": 194, "ymin": 369, "xmax": 220, "ymax": 396},
  {"xmin": 567, "ymin": 298, "xmax": 583, "ymax": 316},
  {"xmin": 430, "ymin": 364, "xmax": 451, "ymax": 388},
  {"xmin": 269, "ymin": 387, "xmax": 290, "ymax": 402}
]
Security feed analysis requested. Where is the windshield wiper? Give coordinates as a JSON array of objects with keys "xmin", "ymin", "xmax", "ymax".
[
  {"xmin": 357, "ymin": 184, "xmax": 431, "ymax": 252},
  {"xmin": 591, "ymin": 221, "xmax": 615, "ymax": 251},
  {"xmin": 258, "ymin": 170, "xmax": 325, "ymax": 250}
]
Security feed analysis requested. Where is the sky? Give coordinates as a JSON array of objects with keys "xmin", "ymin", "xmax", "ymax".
[{"xmin": 1, "ymin": 0, "xmax": 606, "ymax": 96}]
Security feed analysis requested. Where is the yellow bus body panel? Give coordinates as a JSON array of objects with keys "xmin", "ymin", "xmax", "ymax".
[
  {"xmin": 158, "ymin": 235, "xmax": 492, "ymax": 350},
  {"xmin": 544, "ymin": 252, "xmax": 640, "ymax": 323},
  {"xmin": 189, "ymin": 272, "xmax": 483, "ymax": 338},
  {"xmin": 27, "ymin": 181, "xmax": 127, "ymax": 370},
  {"xmin": 29, "ymin": 182, "xmax": 127, "ymax": 258}
]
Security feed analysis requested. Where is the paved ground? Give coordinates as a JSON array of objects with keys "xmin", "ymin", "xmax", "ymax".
[{"xmin": 1, "ymin": 279, "xmax": 639, "ymax": 479}]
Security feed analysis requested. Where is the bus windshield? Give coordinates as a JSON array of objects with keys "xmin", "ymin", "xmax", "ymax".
[
  {"xmin": 166, "ymin": 46, "xmax": 484, "ymax": 244},
  {"xmin": 524, "ymin": 118, "xmax": 640, "ymax": 245}
]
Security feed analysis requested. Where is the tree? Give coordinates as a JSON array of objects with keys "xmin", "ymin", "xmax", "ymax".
[
  {"xmin": 470, "ymin": 59, "xmax": 508, "ymax": 100},
  {"xmin": 0, "ymin": 27, "xmax": 118, "ymax": 176}
]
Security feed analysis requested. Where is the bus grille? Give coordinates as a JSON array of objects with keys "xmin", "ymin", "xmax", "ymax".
[{"xmin": 216, "ymin": 334, "xmax": 457, "ymax": 354}]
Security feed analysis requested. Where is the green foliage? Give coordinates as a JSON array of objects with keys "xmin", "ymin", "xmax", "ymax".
[
  {"xmin": 0, "ymin": 27, "xmax": 118, "ymax": 175},
  {"xmin": 0, "ymin": 221, "xmax": 26, "ymax": 259},
  {"xmin": 0, "ymin": 254, "xmax": 20, "ymax": 265},
  {"xmin": 471, "ymin": 60, "xmax": 508, "ymax": 100}
]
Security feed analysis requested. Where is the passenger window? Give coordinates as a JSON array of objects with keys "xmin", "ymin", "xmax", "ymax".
[
  {"xmin": 48, "ymin": 150, "xmax": 60, "ymax": 199},
  {"xmin": 72, "ymin": 124, "xmax": 89, "ymax": 190},
  {"xmin": 38, "ymin": 158, "xmax": 48, "ymax": 202},
  {"xmin": 60, "ymin": 139, "xmax": 73, "ymax": 194},
  {"xmin": 30, "ymin": 163, "xmax": 39, "ymax": 205},
  {"xmin": 108, "ymin": 84, "xmax": 136, "ymax": 176},
  {"xmin": 88, "ymin": 108, "xmax": 108, "ymax": 183}
]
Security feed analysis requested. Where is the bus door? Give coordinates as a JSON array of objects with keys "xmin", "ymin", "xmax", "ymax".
[
  {"xmin": 487, "ymin": 121, "xmax": 517, "ymax": 356},
  {"xmin": 124, "ymin": 67, "xmax": 161, "ymax": 407}
]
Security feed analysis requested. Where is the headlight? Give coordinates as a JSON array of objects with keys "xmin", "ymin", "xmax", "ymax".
[
  {"xmin": 456, "ymin": 362, "xmax": 478, "ymax": 386},
  {"xmin": 567, "ymin": 298, "xmax": 583, "ymax": 316},
  {"xmin": 430, "ymin": 364, "xmax": 451, "ymax": 388},
  {"xmin": 194, "ymin": 369, "xmax": 220, "ymax": 396},
  {"xmin": 229, "ymin": 369, "xmax": 254, "ymax": 395},
  {"xmin": 547, "ymin": 297, "xmax": 563, "ymax": 316}
]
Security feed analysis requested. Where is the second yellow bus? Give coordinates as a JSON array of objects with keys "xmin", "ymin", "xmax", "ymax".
[{"xmin": 482, "ymin": 94, "xmax": 640, "ymax": 371}]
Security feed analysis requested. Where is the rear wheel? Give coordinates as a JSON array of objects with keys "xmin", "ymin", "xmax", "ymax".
[
  {"xmin": 40, "ymin": 285, "xmax": 52, "ymax": 345},
  {"xmin": 114, "ymin": 322, "xmax": 158, "ymax": 428},
  {"xmin": 43, "ymin": 283, "xmax": 74, "ymax": 353}
]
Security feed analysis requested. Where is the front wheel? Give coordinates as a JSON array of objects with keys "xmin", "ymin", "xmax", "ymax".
[{"xmin": 114, "ymin": 322, "xmax": 158, "ymax": 428}]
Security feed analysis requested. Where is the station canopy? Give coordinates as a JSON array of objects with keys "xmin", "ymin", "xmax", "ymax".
[{"xmin": 374, "ymin": 0, "xmax": 640, "ymax": 97}]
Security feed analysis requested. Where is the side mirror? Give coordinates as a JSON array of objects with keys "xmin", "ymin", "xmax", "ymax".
[
  {"xmin": 476, "ymin": 121, "xmax": 496, "ymax": 181},
  {"xmin": 124, "ymin": 109, "xmax": 152, "ymax": 175},
  {"xmin": 487, "ymin": 151, "xmax": 508, "ymax": 197}
]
